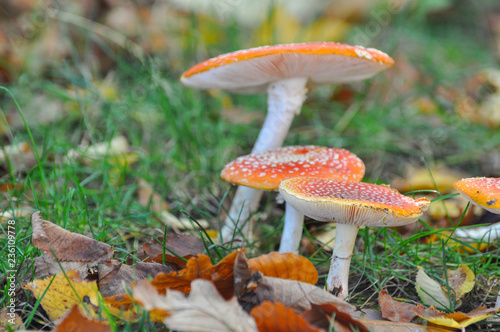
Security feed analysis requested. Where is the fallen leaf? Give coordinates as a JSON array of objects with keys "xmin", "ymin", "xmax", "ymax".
[
  {"xmin": 234, "ymin": 250, "xmax": 354, "ymax": 314},
  {"xmin": 0, "ymin": 207, "xmax": 34, "ymax": 221},
  {"xmin": 414, "ymin": 305, "xmax": 500, "ymax": 329},
  {"xmin": 302, "ymin": 303, "xmax": 369, "ymax": 332},
  {"xmin": 31, "ymin": 212, "xmax": 113, "ymax": 279},
  {"xmin": 358, "ymin": 318, "xmax": 455, "ymax": 332},
  {"xmin": 98, "ymin": 260, "xmax": 174, "ymax": 297},
  {"xmin": 455, "ymin": 69, "xmax": 500, "ymax": 128},
  {"xmin": 252, "ymin": 6, "xmax": 302, "ymax": 45},
  {"xmin": 158, "ymin": 210, "xmax": 210, "ymax": 230},
  {"xmin": 379, "ymin": 290, "xmax": 418, "ymax": 323},
  {"xmin": 53, "ymin": 305, "xmax": 110, "ymax": 332},
  {"xmin": 444, "ymin": 265, "xmax": 475, "ymax": 303},
  {"xmin": 133, "ymin": 279, "xmax": 258, "ymax": 332},
  {"xmin": 250, "ymin": 301, "xmax": 322, "ymax": 332},
  {"xmin": 391, "ymin": 165, "xmax": 467, "ymax": 194},
  {"xmin": 137, "ymin": 179, "xmax": 169, "ymax": 212},
  {"xmin": 66, "ymin": 136, "xmax": 131, "ymax": 165},
  {"xmin": 425, "ymin": 230, "xmax": 491, "ymax": 254},
  {"xmin": 0, "ymin": 141, "xmax": 36, "ymax": 170},
  {"xmin": 248, "ymin": 252, "xmax": 318, "ymax": 284},
  {"xmin": 135, "ymin": 234, "xmax": 206, "ymax": 268},
  {"xmin": 0, "ymin": 308, "xmax": 23, "ymax": 331},
  {"xmin": 416, "ymin": 266, "xmax": 453, "ymax": 310},
  {"xmin": 150, "ymin": 250, "xmax": 239, "ymax": 299},
  {"xmin": 416, "ymin": 265, "xmax": 475, "ymax": 310},
  {"xmin": 311, "ymin": 225, "xmax": 336, "ymax": 252},
  {"xmin": 221, "ymin": 106, "xmax": 264, "ymax": 125},
  {"xmin": 24, "ymin": 270, "xmax": 100, "ymax": 321}
]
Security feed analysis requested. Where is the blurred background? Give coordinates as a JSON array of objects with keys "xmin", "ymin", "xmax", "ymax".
[{"xmin": 1, "ymin": 0, "xmax": 500, "ymax": 234}]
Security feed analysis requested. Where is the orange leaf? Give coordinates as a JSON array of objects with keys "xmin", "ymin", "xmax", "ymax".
[
  {"xmin": 248, "ymin": 252, "xmax": 318, "ymax": 284},
  {"xmin": 54, "ymin": 305, "xmax": 110, "ymax": 332},
  {"xmin": 150, "ymin": 250, "xmax": 240, "ymax": 299},
  {"xmin": 250, "ymin": 301, "xmax": 322, "ymax": 332}
]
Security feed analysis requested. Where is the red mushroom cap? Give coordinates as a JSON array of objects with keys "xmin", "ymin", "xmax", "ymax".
[
  {"xmin": 279, "ymin": 177, "xmax": 430, "ymax": 227},
  {"xmin": 454, "ymin": 177, "xmax": 500, "ymax": 214},
  {"xmin": 221, "ymin": 146, "xmax": 365, "ymax": 191},
  {"xmin": 181, "ymin": 42, "xmax": 394, "ymax": 93}
]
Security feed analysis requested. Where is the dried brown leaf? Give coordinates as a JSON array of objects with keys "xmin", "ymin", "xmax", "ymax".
[
  {"xmin": 136, "ymin": 234, "xmax": 205, "ymax": 269},
  {"xmin": 302, "ymin": 303, "xmax": 369, "ymax": 332},
  {"xmin": 358, "ymin": 319, "xmax": 455, "ymax": 332},
  {"xmin": 31, "ymin": 212, "xmax": 113, "ymax": 279},
  {"xmin": 379, "ymin": 290, "xmax": 418, "ymax": 323},
  {"xmin": 137, "ymin": 179, "xmax": 169, "ymax": 212},
  {"xmin": 248, "ymin": 252, "xmax": 318, "ymax": 284},
  {"xmin": 98, "ymin": 260, "xmax": 174, "ymax": 297}
]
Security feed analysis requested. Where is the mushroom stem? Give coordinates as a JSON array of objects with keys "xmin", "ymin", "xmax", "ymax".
[
  {"xmin": 279, "ymin": 203, "xmax": 305, "ymax": 254},
  {"xmin": 454, "ymin": 221, "xmax": 500, "ymax": 240},
  {"xmin": 222, "ymin": 77, "xmax": 309, "ymax": 242},
  {"xmin": 252, "ymin": 77, "xmax": 308, "ymax": 153},
  {"xmin": 327, "ymin": 223, "xmax": 359, "ymax": 300},
  {"xmin": 220, "ymin": 187, "xmax": 263, "ymax": 243}
]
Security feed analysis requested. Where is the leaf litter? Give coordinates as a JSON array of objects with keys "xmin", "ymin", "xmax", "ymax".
[{"xmin": 17, "ymin": 212, "xmax": 500, "ymax": 331}]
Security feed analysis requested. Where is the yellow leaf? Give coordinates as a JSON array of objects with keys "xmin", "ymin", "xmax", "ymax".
[
  {"xmin": 24, "ymin": 271, "xmax": 100, "ymax": 321},
  {"xmin": 443, "ymin": 264, "xmax": 475, "ymax": 302},
  {"xmin": 414, "ymin": 305, "xmax": 499, "ymax": 329}
]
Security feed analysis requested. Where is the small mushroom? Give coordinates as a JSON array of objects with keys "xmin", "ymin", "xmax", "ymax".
[
  {"xmin": 181, "ymin": 42, "xmax": 394, "ymax": 241},
  {"xmin": 279, "ymin": 177, "xmax": 430, "ymax": 299},
  {"xmin": 221, "ymin": 146, "xmax": 365, "ymax": 253}
]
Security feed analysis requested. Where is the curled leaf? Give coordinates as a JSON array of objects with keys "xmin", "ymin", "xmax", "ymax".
[
  {"xmin": 250, "ymin": 301, "xmax": 322, "ymax": 332},
  {"xmin": 248, "ymin": 252, "xmax": 318, "ymax": 284},
  {"xmin": 150, "ymin": 250, "xmax": 239, "ymax": 299}
]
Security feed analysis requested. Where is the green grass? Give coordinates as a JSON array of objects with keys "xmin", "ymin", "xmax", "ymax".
[{"xmin": 2, "ymin": 0, "xmax": 500, "ymax": 330}]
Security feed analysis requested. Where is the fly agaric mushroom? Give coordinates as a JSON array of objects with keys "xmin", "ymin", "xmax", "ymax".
[
  {"xmin": 279, "ymin": 177, "xmax": 430, "ymax": 299},
  {"xmin": 454, "ymin": 177, "xmax": 500, "ymax": 214},
  {"xmin": 221, "ymin": 146, "xmax": 365, "ymax": 253},
  {"xmin": 453, "ymin": 177, "xmax": 500, "ymax": 239},
  {"xmin": 181, "ymin": 42, "xmax": 394, "ymax": 241}
]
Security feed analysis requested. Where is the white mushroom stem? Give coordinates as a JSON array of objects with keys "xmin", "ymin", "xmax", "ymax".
[
  {"xmin": 454, "ymin": 221, "xmax": 500, "ymax": 240},
  {"xmin": 279, "ymin": 203, "xmax": 305, "ymax": 254},
  {"xmin": 327, "ymin": 223, "xmax": 359, "ymax": 300},
  {"xmin": 222, "ymin": 77, "xmax": 309, "ymax": 242},
  {"xmin": 220, "ymin": 187, "xmax": 263, "ymax": 243}
]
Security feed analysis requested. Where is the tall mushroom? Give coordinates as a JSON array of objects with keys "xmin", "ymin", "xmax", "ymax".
[
  {"xmin": 279, "ymin": 177, "xmax": 430, "ymax": 299},
  {"xmin": 181, "ymin": 42, "xmax": 394, "ymax": 241},
  {"xmin": 221, "ymin": 145, "xmax": 365, "ymax": 253}
]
